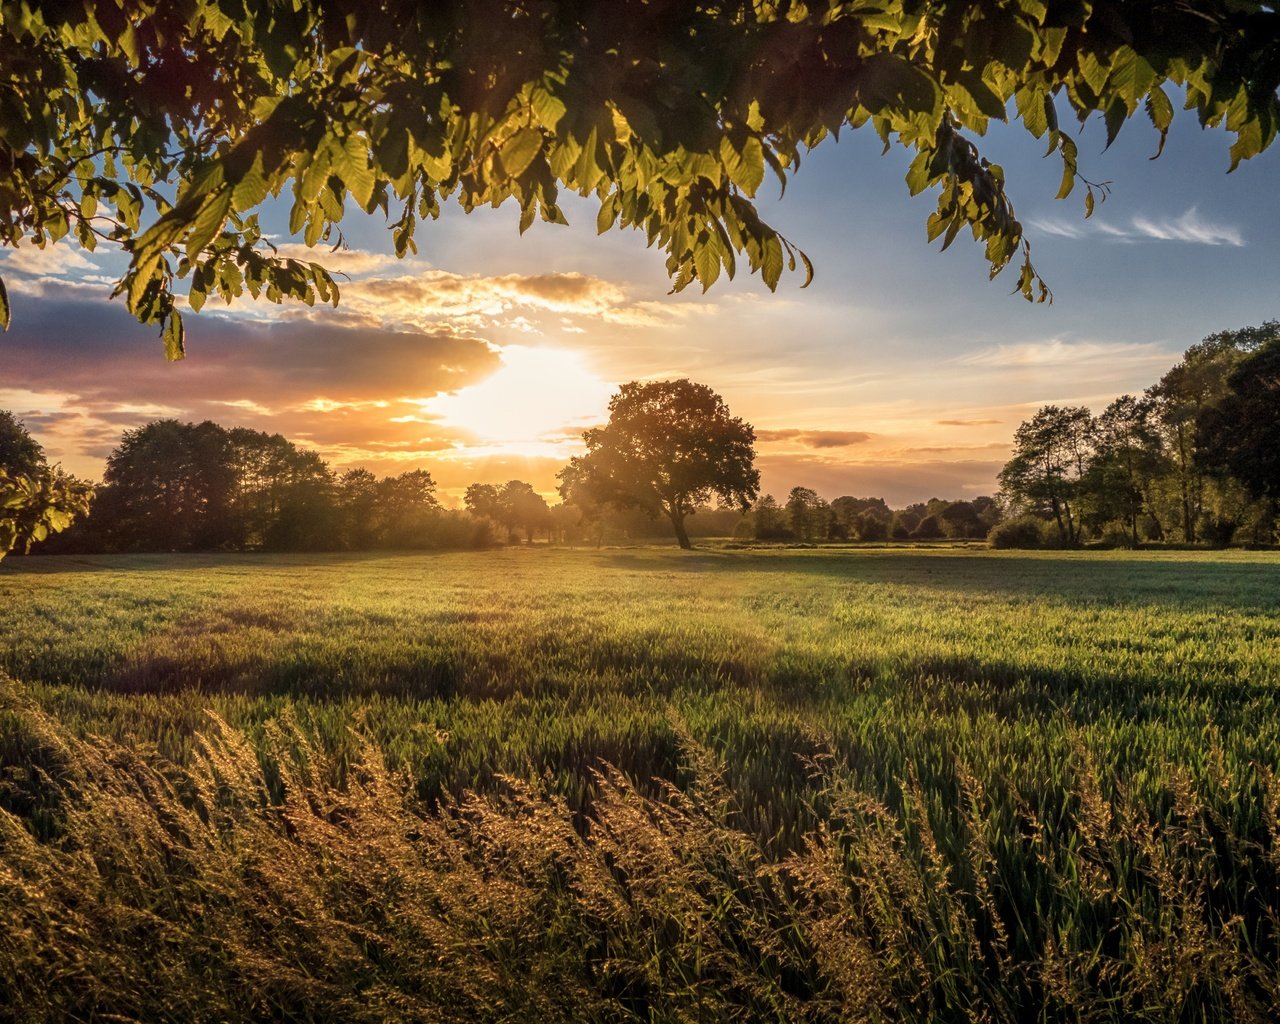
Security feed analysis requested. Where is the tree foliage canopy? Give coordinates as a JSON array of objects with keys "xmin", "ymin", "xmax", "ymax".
[
  {"xmin": 559, "ymin": 379, "xmax": 758, "ymax": 548},
  {"xmin": 1197, "ymin": 325, "xmax": 1280, "ymax": 503},
  {"xmin": 2, "ymin": 1, "xmax": 1276, "ymax": 354}
]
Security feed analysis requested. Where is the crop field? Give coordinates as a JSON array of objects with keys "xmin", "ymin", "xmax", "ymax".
[{"xmin": 2, "ymin": 546, "xmax": 1279, "ymax": 1021}]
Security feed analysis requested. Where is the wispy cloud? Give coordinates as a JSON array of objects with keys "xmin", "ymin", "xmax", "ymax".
[
  {"xmin": 954, "ymin": 338, "xmax": 1174, "ymax": 369},
  {"xmin": 936, "ymin": 418, "xmax": 1002, "ymax": 426},
  {"xmin": 1030, "ymin": 207, "xmax": 1244, "ymax": 247},
  {"xmin": 756, "ymin": 428, "xmax": 873, "ymax": 449}
]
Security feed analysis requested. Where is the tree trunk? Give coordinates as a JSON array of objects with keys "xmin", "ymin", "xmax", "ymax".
[{"xmin": 669, "ymin": 511, "xmax": 693, "ymax": 550}]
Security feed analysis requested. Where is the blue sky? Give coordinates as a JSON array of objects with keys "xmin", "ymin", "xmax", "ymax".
[{"xmin": 2, "ymin": 102, "xmax": 1276, "ymax": 507}]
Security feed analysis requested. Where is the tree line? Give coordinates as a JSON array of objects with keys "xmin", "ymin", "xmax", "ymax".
[
  {"xmin": 4, "ymin": 321, "xmax": 1276, "ymax": 556},
  {"xmin": 997, "ymin": 321, "xmax": 1279, "ymax": 548},
  {"xmin": 2, "ymin": 406, "xmax": 752, "ymax": 555}
]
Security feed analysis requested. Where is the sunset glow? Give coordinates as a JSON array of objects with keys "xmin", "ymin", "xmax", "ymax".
[{"xmin": 421, "ymin": 344, "xmax": 613, "ymax": 451}]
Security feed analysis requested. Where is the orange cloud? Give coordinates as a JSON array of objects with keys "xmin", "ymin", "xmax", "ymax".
[{"xmin": 756, "ymin": 428, "xmax": 874, "ymax": 448}]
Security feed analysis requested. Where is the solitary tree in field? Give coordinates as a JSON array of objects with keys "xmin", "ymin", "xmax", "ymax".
[
  {"xmin": 559, "ymin": 380, "xmax": 758, "ymax": 549},
  {"xmin": 1, "ymin": 3, "xmax": 1276, "ymax": 351}
]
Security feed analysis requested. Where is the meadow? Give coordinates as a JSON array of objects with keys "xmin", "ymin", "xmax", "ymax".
[{"xmin": 2, "ymin": 546, "xmax": 1279, "ymax": 1021}]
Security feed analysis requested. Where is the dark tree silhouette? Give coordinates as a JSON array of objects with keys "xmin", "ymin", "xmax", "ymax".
[
  {"xmin": 0, "ymin": 411, "xmax": 47, "ymax": 477},
  {"xmin": 560, "ymin": 380, "xmax": 758, "ymax": 549},
  {"xmin": 499, "ymin": 480, "xmax": 551, "ymax": 543},
  {"xmin": 1198, "ymin": 328, "xmax": 1280, "ymax": 506}
]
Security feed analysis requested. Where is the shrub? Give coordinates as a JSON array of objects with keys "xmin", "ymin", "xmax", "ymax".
[{"xmin": 987, "ymin": 516, "xmax": 1047, "ymax": 549}]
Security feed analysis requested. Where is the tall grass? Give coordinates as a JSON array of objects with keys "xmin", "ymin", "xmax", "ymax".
[{"xmin": 2, "ymin": 547, "xmax": 1279, "ymax": 1019}]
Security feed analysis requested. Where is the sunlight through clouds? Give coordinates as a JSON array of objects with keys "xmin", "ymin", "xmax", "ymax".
[{"xmin": 420, "ymin": 344, "xmax": 612, "ymax": 450}]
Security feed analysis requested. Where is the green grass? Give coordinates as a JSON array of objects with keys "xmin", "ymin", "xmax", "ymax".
[{"xmin": 2, "ymin": 547, "xmax": 1279, "ymax": 1021}]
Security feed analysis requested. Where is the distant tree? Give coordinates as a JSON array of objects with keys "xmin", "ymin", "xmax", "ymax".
[
  {"xmin": 998, "ymin": 405, "xmax": 1095, "ymax": 546},
  {"xmin": 938, "ymin": 500, "xmax": 984, "ymax": 539},
  {"xmin": 1197, "ymin": 327, "xmax": 1280, "ymax": 509},
  {"xmin": 911, "ymin": 513, "xmax": 944, "ymax": 540},
  {"xmin": 854, "ymin": 509, "xmax": 889, "ymax": 542},
  {"xmin": 0, "ymin": 412, "xmax": 47, "ymax": 478},
  {"xmin": 374, "ymin": 469, "xmax": 440, "ymax": 548},
  {"xmin": 499, "ymin": 480, "xmax": 551, "ymax": 543},
  {"xmin": 831, "ymin": 496, "xmax": 890, "ymax": 539},
  {"xmin": 1146, "ymin": 327, "xmax": 1261, "ymax": 542},
  {"xmin": 889, "ymin": 509, "xmax": 919, "ymax": 540},
  {"xmin": 336, "ymin": 468, "xmax": 380, "ymax": 549},
  {"xmin": 786, "ymin": 486, "xmax": 824, "ymax": 542},
  {"xmin": 95, "ymin": 419, "xmax": 337, "ymax": 551},
  {"xmin": 749, "ymin": 494, "xmax": 788, "ymax": 541},
  {"xmin": 1088, "ymin": 395, "xmax": 1167, "ymax": 547},
  {"xmin": 970, "ymin": 495, "xmax": 1003, "ymax": 534},
  {"xmin": 464, "ymin": 483, "xmax": 502, "ymax": 524},
  {"xmin": 227, "ymin": 427, "xmax": 333, "ymax": 549},
  {"xmin": 264, "ymin": 453, "xmax": 336, "ymax": 551},
  {"xmin": 101, "ymin": 420, "xmax": 237, "ymax": 550},
  {"xmin": 559, "ymin": 380, "xmax": 758, "ymax": 550}
]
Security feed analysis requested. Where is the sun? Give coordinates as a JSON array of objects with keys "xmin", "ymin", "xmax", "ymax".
[{"xmin": 422, "ymin": 344, "xmax": 613, "ymax": 451}]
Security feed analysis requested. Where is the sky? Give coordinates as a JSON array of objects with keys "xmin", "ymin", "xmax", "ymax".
[{"xmin": 2, "ymin": 104, "xmax": 1277, "ymax": 508}]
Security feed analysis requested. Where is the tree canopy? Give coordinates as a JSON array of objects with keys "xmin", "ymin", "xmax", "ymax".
[
  {"xmin": 1197, "ymin": 327, "xmax": 1280, "ymax": 504},
  {"xmin": 559, "ymin": 379, "xmax": 758, "ymax": 548},
  {"xmin": 1, "ymin": 1, "xmax": 1276, "ymax": 355}
]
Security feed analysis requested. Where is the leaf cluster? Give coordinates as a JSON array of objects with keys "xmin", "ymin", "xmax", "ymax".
[
  {"xmin": 0, "ymin": 466, "xmax": 94, "ymax": 557},
  {"xmin": 1, "ymin": 1, "xmax": 1276, "ymax": 353}
]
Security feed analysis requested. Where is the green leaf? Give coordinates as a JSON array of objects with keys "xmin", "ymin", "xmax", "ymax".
[
  {"xmin": 186, "ymin": 190, "xmax": 232, "ymax": 255},
  {"xmin": 0, "ymin": 273, "xmax": 8, "ymax": 330},
  {"xmin": 530, "ymin": 84, "xmax": 566, "ymax": 132},
  {"xmin": 1015, "ymin": 87, "xmax": 1048, "ymax": 138},
  {"xmin": 338, "ymin": 135, "xmax": 375, "ymax": 208},
  {"xmin": 1145, "ymin": 86, "xmax": 1173, "ymax": 159},
  {"xmin": 761, "ymin": 234, "xmax": 783, "ymax": 291},
  {"xmin": 1103, "ymin": 97, "xmax": 1127, "ymax": 150},
  {"xmin": 499, "ymin": 127, "xmax": 543, "ymax": 178},
  {"xmin": 231, "ymin": 152, "xmax": 269, "ymax": 211},
  {"xmin": 163, "ymin": 310, "xmax": 185, "ymax": 361},
  {"xmin": 720, "ymin": 134, "xmax": 764, "ymax": 196},
  {"xmin": 857, "ymin": 53, "xmax": 941, "ymax": 122},
  {"xmin": 693, "ymin": 237, "xmax": 721, "ymax": 291}
]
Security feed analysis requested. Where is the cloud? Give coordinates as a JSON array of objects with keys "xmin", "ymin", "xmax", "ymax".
[
  {"xmin": 936, "ymin": 418, "xmax": 1002, "ymax": 427},
  {"xmin": 1029, "ymin": 207, "xmax": 1244, "ymax": 247},
  {"xmin": 0, "ymin": 294, "xmax": 501, "ymax": 477},
  {"xmin": 269, "ymin": 244, "xmax": 411, "ymax": 278},
  {"xmin": 954, "ymin": 338, "xmax": 1173, "ymax": 369},
  {"xmin": 327, "ymin": 269, "xmax": 629, "ymax": 332},
  {"xmin": 0, "ymin": 245, "xmax": 100, "ymax": 278},
  {"xmin": 756, "ymin": 428, "xmax": 874, "ymax": 448}
]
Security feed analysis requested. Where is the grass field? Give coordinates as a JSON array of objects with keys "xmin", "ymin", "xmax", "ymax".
[{"xmin": 2, "ymin": 547, "xmax": 1279, "ymax": 1021}]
